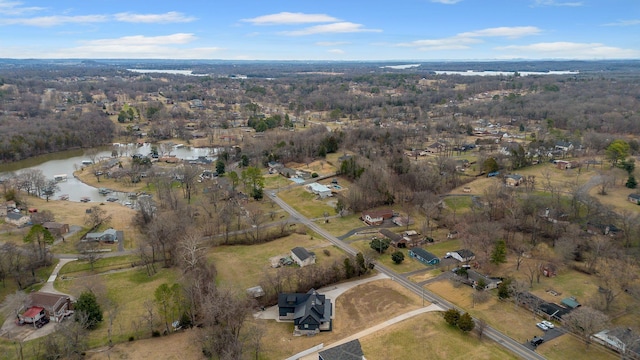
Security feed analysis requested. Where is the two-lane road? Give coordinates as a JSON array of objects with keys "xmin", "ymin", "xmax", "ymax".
[{"xmin": 268, "ymin": 192, "xmax": 545, "ymax": 360}]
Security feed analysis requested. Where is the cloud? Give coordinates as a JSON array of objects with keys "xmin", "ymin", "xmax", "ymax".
[
  {"xmin": 496, "ymin": 42, "xmax": 640, "ymax": 59},
  {"xmin": 41, "ymin": 33, "xmax": 221, "ymax": 59},
  {"xmin": 531, "ymin": 0, "xmax": 583, "ymax": 7},
  {"xmin": 0, "ymin": 0, "xmax": 44, "ymax": 15},
  {"xmin": 316, "ymin": 41, "xmax": 348, "ymax": 46},
  {"xmin": 114, "ymin": 11, "xmax": 196, "ymax": 23},
  {"xmin": 398, "ymin": 26, "xmax": 541, "ymax": 50},
  {"xmin": 82, "ymin": 33, "xmax": 197, "ymax": 46},
  {"xmin": 397, "ymin": 37, "xmax": 480, "ymax": 50},
  {"xmin": 459, "ymin": 26, "xmax": 542, "ymax": 39},
  {"xmin": 328, "ymin": 49, "xmax": 344, "ymax": 54},
  {"xmin": 283, "ymin": 22, "xmax": 382, "ymax": 36},
  {"xmin": 0, "ymin": 14, "xmax": 108, "ymax": 27},
  {"xmin": 430, "ymin": 0, "xmax": 463, "ymax": 4},
  {"xmin": 242, "ymin": 12, "xmax": 338, "ymax": 25},
  {"xmin": 603, "ymin": 19, "xmax": 640, "ymax": 27}
]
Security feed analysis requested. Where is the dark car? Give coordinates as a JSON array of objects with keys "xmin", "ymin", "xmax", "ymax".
[{"xmin": 530, "ymin": 336, "xmax": 544, "ymax": 346}]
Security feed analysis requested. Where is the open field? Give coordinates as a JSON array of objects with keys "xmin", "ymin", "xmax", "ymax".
[
  {"xmin": 209, "ymin": 233, "xmax": 338, "ymax": 291},
  {"xmin": 360, "ymin": 312, "xmax": 518, "ymax": 360},
  {"xmin": 278, "ymin": 187, "xmax": 336, "ymax": 219},
  {"xmin": 316, "ymin": 213, "xmax": 364, "ymax": 237}
]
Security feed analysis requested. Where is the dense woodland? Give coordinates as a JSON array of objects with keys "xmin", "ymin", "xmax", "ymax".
[{"xmin": 1, "ymin": 60, "xmax": 640, "ymax": 358}]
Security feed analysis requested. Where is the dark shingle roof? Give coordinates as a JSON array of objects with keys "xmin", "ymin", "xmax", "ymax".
[
  {"xmin": 410, "ymin": 248, "xmax": 438, "ymax": 261},
  {"xmin": 319, "ymin": 339, "xmax": 364, "ymax": 360},
  {"xmin": 291, "ymin": 247, "xmax": 312, "ymax": 261}
]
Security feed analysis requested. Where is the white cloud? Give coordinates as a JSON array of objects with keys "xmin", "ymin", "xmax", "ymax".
[
  {"xmin": 283, "ymin": 22, "xmax": 382, "ymax": 36},
  {"xmin": 397, "ymin": 37, "xmax": 480, "ymax": 50},
  {"xmin": 532, "ymin": 0, "xmax": 583, "ymax": 7},
  {"xmin": 397, "ymin": 26, "xmax": 540, "ymax": 51},
  {"xmin": 0, "ymin": 14, "xmax": 108, "ymax": 27},
  {"xmin": 82, "ymin": 33, "xmax": 197, "ymax": 46},
  {"xmin": 496, "ymin": 42, "xmax": 640, "ymax": 59},
  {"xmin": 603, "ymin": 19, "xmax": 640, "ymax": 27},
  {"xmin": 0, "ymin": 0, "xmax": 44, "ymax": 15},
  {"xmin": 242, "ymin": 12, "xmax": 338, "ymax": 25},
  {"xmin": 328, "ymin": 49, "xmax": 344, "ymax": 54},
  {"xmin": 316, "ymin": 41, "xmax": 348, "ymax": 46},
  {"xmin": 459, "ymin": 26, "xmax": 542, "ymax": 39},
  {"xmin": 431, "ymin": 0, "xmax": 463, "ymax": 4},
  {"xmin": 114, "ymin": 11, "xmax": 196, "ymax": 24}
]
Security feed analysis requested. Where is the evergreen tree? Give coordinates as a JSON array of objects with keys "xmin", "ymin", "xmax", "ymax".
[
  {"xmin": 444, "ymin": 308, "xmax": 461, "ymax": 326},
  {"xmin": 626, "ymin": 175, "xmax": 637, "ymax": 189},
  {"xmin": 75, "ymin": 291, "xmax": 103, "ymax": 330},
  {"xmin": 490, "ymin": 239, "xmax": 507, "ymax": 265},
  {"xmin": 458, "ymin": 313, "xmax": 475, "ymax": 332}
]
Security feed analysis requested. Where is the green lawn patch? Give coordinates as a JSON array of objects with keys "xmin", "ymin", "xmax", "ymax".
[
  {"xmin": 57, "ymin": 255, "xmax": 138, "ymax": 276},
  {"xmin": 278, "ymin": 187, "xmax": 335, "ymax": 219}
]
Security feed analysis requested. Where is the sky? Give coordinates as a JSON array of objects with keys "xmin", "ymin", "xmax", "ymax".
[{"xmin": 0, "ymin": 0, "xmax": 639, "ymax": 61}]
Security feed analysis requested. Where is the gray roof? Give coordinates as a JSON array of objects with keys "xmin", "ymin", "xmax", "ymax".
[
  {"xmin": 455, "ymin": 249, "xmax": 475, "ymax": 259},
  {"xmin": 6, "ymin": 212, "xmax": 26, "ymax": 220},
  {"xmin": 319, "ymin": 339, "xmax": 364, "ymax": 360},
  {"xmin": 291, "ymin": 247, "xmax": 312, "ymax": 261},
  {"xmin": 410, "ymin": 248, "xmax": 438, "ymax": 261}
]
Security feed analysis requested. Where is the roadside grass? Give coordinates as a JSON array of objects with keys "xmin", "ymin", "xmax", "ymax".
[
  {"xmin": 55, "ymin": 267, "xmax": 180, "ymax": 348},
  {"xmin": 262, "ymin": 174, "xmax": 291, "ymax": 189},
  {"xmin": 258, "ymin": 279, "xmax": 422, "ymax": 360},
  {"xmin": 209, "ymin": 233, "xmax": 337, "ymax": 291},
  {"xmin": 539, "ymin": 333, "xmax": 617, "ymax": 360},
  {"xmin": 316, "ymin": 214, "xmax": 363, "ymax": 237},
  {"xmin": 278, "ymin": 187, "xmax": 335, "ymax": 219},
  {"xmin": 408, "ymin": 269, "xmax": 441, "ymax": 283},
  {"xmin": 360, "ymin": 312, "xmax": 517, "ymax": 360},
  {"xmin": 57, "ymin": 255, "xmax": 139, "ymax": 277},
  {"xmin": 349, "ymin": 239, "xmax": 427, "ymax": 273}
]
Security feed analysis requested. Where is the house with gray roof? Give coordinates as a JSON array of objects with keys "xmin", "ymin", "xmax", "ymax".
[
  {"xmin": 409, "ymin": 248, "xmax": 440, "ymax": 266},
  {"xmin": 84, "ymin": 228, "xmax": 120, "ymax": 243},
  {"xmin": 291, "ymin": 247, "xmax": 316, "ymax": 267},
  {"xmin": 278, "ymin": 289, "xmax": 332, "ymax": 336}
]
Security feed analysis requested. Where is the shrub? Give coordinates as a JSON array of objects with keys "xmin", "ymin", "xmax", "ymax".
[
  {"xmin": 323, "ymin": 249, "xmax": 331, "ymax": 256},
  {"xmin": 311, "ymin": 172, "xmax": 319, "ymax": 178}
]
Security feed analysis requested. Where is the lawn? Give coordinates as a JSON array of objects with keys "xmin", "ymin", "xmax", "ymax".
[
  {"xmin": 278, "ymin": 187, "xmax": 336, "ymax": 219},
  {"xmin": 208, "ymin": 233, "xmax": 338, "ymax": 291},
  {"xmin": 316, "ymin": 213, "xmax": 364, "ymax": 237},
  {"xmin": 538, "ymin": 333, "xmax": 617, "ymax": 360},
  {"xmin": 360, "ymin": 312, "xmax": 518, "ymax": 360},
  {"xmin": 55, "ymin": 266, "xmax": 181, "ymax": 347},
  {"xmin": 57, "ymin": 255, "xmax": 139, "ymax": 277}
]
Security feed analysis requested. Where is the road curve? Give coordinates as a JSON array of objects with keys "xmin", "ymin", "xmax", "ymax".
[{"xmin": 268, "ymin": 192, "xmax": 545, "ymax": 360}]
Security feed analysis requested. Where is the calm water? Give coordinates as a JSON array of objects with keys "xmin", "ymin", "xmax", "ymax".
[{"xmin": 0, "ymin": 144, "xmax": 216, "ymax": 203}]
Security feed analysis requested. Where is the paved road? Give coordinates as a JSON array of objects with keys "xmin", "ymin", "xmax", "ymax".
[{"xmin": 268, "ymin": 192, "xmax": 546, "ymax": 360}]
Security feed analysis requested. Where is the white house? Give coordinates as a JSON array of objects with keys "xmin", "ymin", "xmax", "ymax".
[
  {"xmin": 291, "ymin": 247, "xmax": 316, "ymax": 267},
  {"xmin": 448, "ymin": 249, "xmax": 476, "ymax": 263},
  {"xmin": 307, "ymin": 183, "xmax": 332, "ymax": 199}
]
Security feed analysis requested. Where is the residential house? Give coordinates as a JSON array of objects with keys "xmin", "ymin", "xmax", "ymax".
[
  {"xmin": 449, "ymin": 249, "xmax": 475, "ymax": 263},
  {"xmin": 5, "ymin": 212, "xmax": 30, "ymax": 227},
  {"xmin": 555, "ymin": 160, "xmax": 572, "ymax": 170},
  {"xmin": 628, "ymin": 193, "xmax": 640, "ymax": 205},
  {"xmin": 409, "ymin": 248, "xmax": 440, "ymax": 266},
  {"xmin": 402, "ymin": 230, "xmax": 425, "ymax": 247},
  {"xmin": 426, "ymin": 141, "xmax": 446, "ymax": 153},
  {"xmin": 361, "ymin": 209, "xmax": 394, "ymax": 226},
  {"xmin": 24, "ymin": 292, "xmax": 73, "ymax": 323},
  {"xmin": 291, "ymin": 247, "xmax": 316, "ymax": 267},
  {"xmin": 538, "ymin": 302, "xmax": 572, "ymax": 322},
  {"xmin": 307, "ymin": 183, "xmax": 332, "ymax": 199},
  {"xmin": 586, "ymin": 222, "xmax": 622, "ymax": 238},
  {"xmin": 591, "ymin": 328, "xmax": 640, "ymax": 359},
  {"xmin": 278, "ymin": 289, "xmax": 332, "ymax": 335},
  {"xmin": 555, "ymin": 141, "xmax": 574, "ymax": 152},
  {"xmin": 379, "ymin": 229, "xmax": 405, "ymax": 248},
  {"xmin": 84, "ymin": 228, "xmax": 120, "ymax": 243},
  {"xmin": 42, "ymin": 222, "xmax": 70, "ymax": 236},
  {"xmin": 18, "ymin": 306, "xmax": 47, "ymax": 327},
  {"xmin": 504, "ymin": 174, "xmax": 524, "ymax": 187},
  {"xmin": 466, "ymin": 270, "xmax": 502, "ymax": 290},
  {"xmin": 318, "ymin": 339, "xmax": 365, "ymax": 360},
  {"xmin": 500, "ymin": 141, "xmax": 522, "ymax": 156}
]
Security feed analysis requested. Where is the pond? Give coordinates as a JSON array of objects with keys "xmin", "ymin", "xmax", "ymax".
[{"xmin": 0, "ymin": 144, "xmax": 217, "ymax": 204}]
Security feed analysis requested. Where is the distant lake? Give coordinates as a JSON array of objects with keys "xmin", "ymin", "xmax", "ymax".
[
  {"xmin": 127, "ymin": 69, "xmax": 209, "ymax": 76},
  {"xmin": 433, "ymin": 70, "xmax": 579, "ymax": 76}
]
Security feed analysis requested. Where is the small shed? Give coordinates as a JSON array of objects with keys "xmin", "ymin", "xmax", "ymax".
[
  {"xmin": 561, "ymin": 296, "xmax": 581, "ymax": 309},
  {"xmin": 42, "ymin": 222, "xmax": 70, "ymax": 236},
  {"xmin": 628, "ymin": 193, "xmax": 640, "ymax": 205},
  {"xmin": 409, "ymin": 248, "xmax": 440, "ymax": 266},
  {"xmin": 291, "ymin": 247, "xmax": 316, "ymax": 267}
]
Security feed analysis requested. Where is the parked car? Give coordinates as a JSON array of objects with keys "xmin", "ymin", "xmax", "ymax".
[
  {"xmin": 531, "ymin": 336, "xmax": 544, "ymax": 346},
  {"xmin": 536, "ymin": 322, "xmax": 549, "ymax": 331},
  {"xmin": 541, "ymin": 320, "xmax": 554, "ymax": 329}
]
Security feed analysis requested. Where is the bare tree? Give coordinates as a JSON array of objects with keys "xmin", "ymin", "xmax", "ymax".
[{"xmin": 563, "ymin": 306, "xmax": 610, "ymax": 348}]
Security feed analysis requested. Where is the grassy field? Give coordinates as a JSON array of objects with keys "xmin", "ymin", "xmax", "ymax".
[
  {"xmin": 360, "ymin": 312, "xmax": 518, "ymax": 360},
  {"xmin": 57, "ymin": 255, "xmax": 139, "ymax": 277},
  {"xmin": 55, "ymin": 266, "xmax": 181, "ymax": 347},
  {"xmin": 316, "ymin": 213, "xmax": 364, "ymax": 237},
  {"xmin": 208, "ymin": 233, "xmax": 338, "ymax": 291},
  {"xmin": 278, "ymin": 187, "xmax": 336, "ymax": 219}
]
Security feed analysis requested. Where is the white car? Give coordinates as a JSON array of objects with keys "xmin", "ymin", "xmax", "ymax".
[
  {"xmin": 541, "ymin": 320, "xmax": 554, "ymax": 329},
  {"xmin": 536, "ymin": 322, "xmax": 549, "ymax": 331}
]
